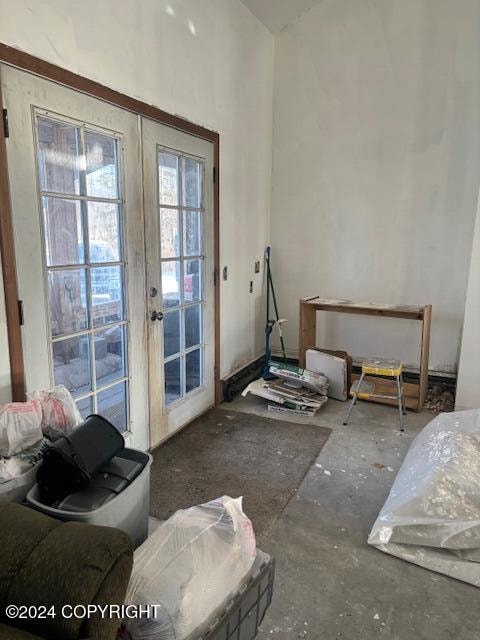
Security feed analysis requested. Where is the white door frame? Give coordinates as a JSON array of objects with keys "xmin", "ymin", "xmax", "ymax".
[
  {"xmin": 0, "ymin": 48, "xmax": 221, "ymax": 437},
  {"xmin": 1, "ymin": 64, "xmax": 149, "ymax": 450},
  {"xmin": 142, "ymin": 118, "xmax": 215, "ymax": 447}
]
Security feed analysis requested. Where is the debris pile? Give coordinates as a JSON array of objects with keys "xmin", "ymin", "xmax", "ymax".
[
  {"xmin": 424, "ymin": 384, "xmax": 455, "ymax": 413},
  {"xmin": 242, "ymin": 361, "xmax": 329, "ymax": 416}
]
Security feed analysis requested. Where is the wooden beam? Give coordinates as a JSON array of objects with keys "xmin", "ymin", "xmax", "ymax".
[{"xmin": 0, "ymin": 44, "xmax": 218, "ymax": 143}]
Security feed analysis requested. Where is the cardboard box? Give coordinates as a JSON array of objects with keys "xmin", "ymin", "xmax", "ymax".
[{"xmin": 268, "ymin": 361, "xmax": 328, "ymax": 396}]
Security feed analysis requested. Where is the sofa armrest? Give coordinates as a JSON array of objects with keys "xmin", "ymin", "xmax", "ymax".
[{"xmin": 0, "ymin": 503, "xmax": 133, "ymax": 640}]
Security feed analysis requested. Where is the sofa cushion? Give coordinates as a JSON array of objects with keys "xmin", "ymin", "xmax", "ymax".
[
  {"xmin": 0, "ymin": 503, "xmax": 61, "ymax": 610},
  {"xmin": 0, "ymin": 622, "xmax": 44, "ymax": 639},
  {"xmin": 0, "ymin": 503, "xmax": 133, "ymax": 640}
]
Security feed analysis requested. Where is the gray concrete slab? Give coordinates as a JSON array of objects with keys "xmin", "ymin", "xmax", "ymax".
[{"xmin": 225, "ymin": 394, "xmax": 478, "ymax": 640}]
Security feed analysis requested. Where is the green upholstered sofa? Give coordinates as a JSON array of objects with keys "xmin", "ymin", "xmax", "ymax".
[{"xmin": 0, "ymin": 503, "xmax": 133, "ymax": 640}]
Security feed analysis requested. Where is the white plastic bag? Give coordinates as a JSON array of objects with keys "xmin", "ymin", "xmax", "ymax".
[
  {"xmin": 0, "ymin": 400, "xmax": 43, "ymax": 456},
  {"xmin": 369, "ymin": 409, "xmax": 480, "ymax": 586},
  {"xmin": 28, "ymin": 385, "xmax": 82, "ymax": 433},
  {"xmin": 125, "ymin": 496, "xmax": 256, "ymax": 640},
  {"xmin": 0, "ymin": 437, "xmax": 50, "ymax": 503},
  {"xmin": 0, "ymin": 457, "xmax": 26, "ymax": 481}
]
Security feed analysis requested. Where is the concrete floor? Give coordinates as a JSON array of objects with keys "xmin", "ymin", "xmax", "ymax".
[{"xmin": 226, "ymin": 393, "xmax": 479, "ymax": 640}]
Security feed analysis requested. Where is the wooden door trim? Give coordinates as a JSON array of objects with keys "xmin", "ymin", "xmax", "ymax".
[
  {"xmin": 0, "ymin": 43, "xmax": 221, "ymax": 405},
  {"xmin": 0, "ymin": 65, "xmax": 25, "ymax": 400}
]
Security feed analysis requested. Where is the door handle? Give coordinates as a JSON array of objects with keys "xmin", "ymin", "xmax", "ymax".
[{"xmin": 151, "ymin": 310, "xmax": 164, "ymax": 321}]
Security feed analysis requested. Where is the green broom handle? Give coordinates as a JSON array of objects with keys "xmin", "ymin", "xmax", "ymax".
[{"xmin": 266, "ymin": 247, "xmax": 287, "ymax": 359}]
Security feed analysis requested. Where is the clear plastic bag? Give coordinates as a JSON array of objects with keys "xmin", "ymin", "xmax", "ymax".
[
  {"xmin": 118, "ymin": 609, "xmax": 176, "ymax": 640},
  {"xmin": 124, "ymin": 496, "xmax": 256, "ymax": 640},
  {"xmin": 369, "ymin": 409, "xmax": 480, "ymax": 586},
  {"xmin": 28, "ymin": 385, "xmax": 82, "ymax": 433}
]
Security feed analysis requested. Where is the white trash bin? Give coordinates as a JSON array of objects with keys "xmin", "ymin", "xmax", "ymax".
[{"xmin": 26, "ymin": 447, "xmax": 152, "ymax": 547}]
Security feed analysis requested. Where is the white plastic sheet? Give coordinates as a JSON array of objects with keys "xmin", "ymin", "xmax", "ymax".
[
  {"xmin": 368, "ymin": 409, "xmax": 480, "ymax": 586},
  {"xmin": 124, "ymin": 496, "xmax": 256, "ymax": 640}
]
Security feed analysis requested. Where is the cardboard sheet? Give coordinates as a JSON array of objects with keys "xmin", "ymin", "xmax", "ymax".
[{"xmin": 306, "ymin": 349, "xmax": 348, "ymax": 401}]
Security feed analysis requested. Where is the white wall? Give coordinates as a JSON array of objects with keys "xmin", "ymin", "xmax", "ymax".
[
  {"xmin": 0, "ymin": 0, "xmax": 274, "ymax": 400},
  {"xmin": 271, "ymin": 0, "xmax": 480, "ymax": 373},
  {"xmin": 456, "ymin": 190, "xmax": 480, "ymax": 409}
]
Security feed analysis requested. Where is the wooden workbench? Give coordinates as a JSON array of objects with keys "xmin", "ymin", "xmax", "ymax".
[{"xmin": 298, "ymin": 297, "xmax": 432, "ymax": 412}]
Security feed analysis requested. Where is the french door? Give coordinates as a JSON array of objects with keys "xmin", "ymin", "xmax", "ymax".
[
  {"xmin": 1, "ymin": 65, "xmax": 216, "ymax": 451},
  {"xmin": 142, "ymin": 119, "xmax": 215, "ymax": 447}
]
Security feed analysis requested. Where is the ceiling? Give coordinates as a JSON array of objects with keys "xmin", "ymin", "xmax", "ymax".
[{"xmin": 241, "ymin": 0, "xmax": 324, "ymax": 33}]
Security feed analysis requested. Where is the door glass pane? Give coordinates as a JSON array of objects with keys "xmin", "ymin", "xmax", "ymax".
[
  {"xmin": 85, "ymin": 131, "xmax": 118, "ymax": 199},
  {"xmin": 36, "ymin": 114, "xmax": 130, "ymax": 432},
  {"xmin": 95, "ymin": 325, "xmax": 126, "ymax": 388},
  {"xmin": 42, "ymin": 197, "xmax": 84, "ymax": 266},
  {"xmin": 48, "ymin": 269, "xmax": 88, "ymax": 337},
  {"xmin": 186, "ymin": 349, "xmax": 201, "ymax": 393},
  {"xmin": 98, "ymin": 381, "xmax": 127, "ymax": 432},
  {"xmin": 160, "ymin": 208, "xmax": 180, "ymax": 258},
  {"xmin": 184, "ymin": 158, "xmax": 202, "ymax": 208},
  {"xmin": 76, "ymin": 395, "xmax": 93, "ymax": 418},
  {"xmin": 37, "ymin": 117, "xmax": 80, "ymax": 195},
  {"xmin": 184, "ymin": 210, "xmax": 201, "ymax": 256},
  {"xmin": 185, "ymin": 304, "xmax": 201, "ymax": 349},
  {"xmin": 53, "ymin": 334, "xmax": 91, "ymax": 396},
  {"xmin": 165, "ymin": 358, "xmax": 181, "ymax": 405},
  {"xmin": 162, "ymin": 261, "xmax": 181, "ymax": 308},
  {"xmin": 156, "ymin": 149, "xmax": 206, "ymax": 407},
  {"xmin": 164, "ymin": 310, "xmax": 181, "ymax": 358},
  {"xmin": 158, "ymin": 152, "xmax": 179, "ymax": 205},
  {"xmin": 184, "ymin": 259, "xmax": 201, "ymax": 303},
  {"xmin": 88, "ymin": 202, "xmax": 121, "ymax": 263},
  {"xmin": 91, "ymin": 266, "xmax": 123, "ymax": 327}
]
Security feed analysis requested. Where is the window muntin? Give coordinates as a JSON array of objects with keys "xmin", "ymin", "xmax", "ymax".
[
  {"xmin": 35, "ymin": 113, "xmax": 129, "ymax": 430},
  {"xmin": 157, "ymin": 149, "xmax": 204, "ymax": 406}
]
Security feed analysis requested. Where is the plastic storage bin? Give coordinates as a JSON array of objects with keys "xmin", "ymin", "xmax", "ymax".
[
  {"xmin": 26, "ymin": 447, "xmax": 152, "ymax": 547},
  {"xmin": 202, "ymin": 552, "xmax": 275, "ymax": 640},
  {"xmin": 0, "ymin": 464, "xmax": 38, "ymax": 504}
]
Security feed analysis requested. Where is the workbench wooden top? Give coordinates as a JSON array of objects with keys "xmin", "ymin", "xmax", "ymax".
[{"xmin": 300, "ymin": 297, "xmax": 430, "ymax": 320}]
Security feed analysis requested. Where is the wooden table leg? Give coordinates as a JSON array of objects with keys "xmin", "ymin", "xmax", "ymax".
[
  {"xmin": 299, "ymin": 301, "xmax": 316, "ymax": 368},
  {"xmin": 418, "ymin": 305, "xmax": 432, "ymax": 411}
]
